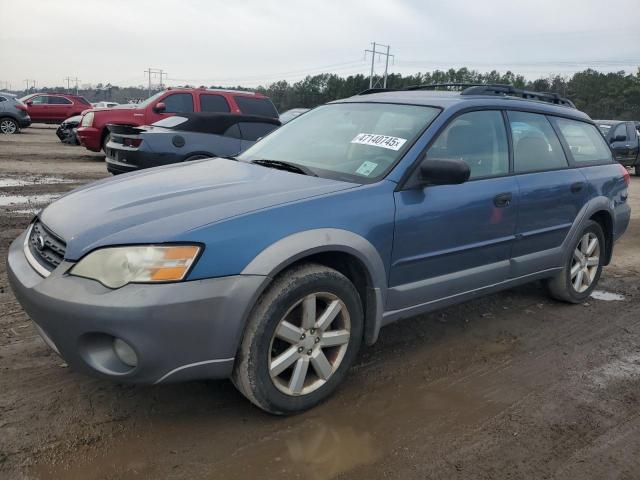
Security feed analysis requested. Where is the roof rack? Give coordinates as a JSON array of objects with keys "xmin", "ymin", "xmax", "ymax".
[
  {"xmin": 359, "ymin": 82, "xmax": 575, "ymax": 108},
  {"xmin": 461, "ymin": 84, "xmax": 575, "ymax": 108},
  {"xmin": 357, "ymin": 88, "xmax": 398, "ymax": 95}
]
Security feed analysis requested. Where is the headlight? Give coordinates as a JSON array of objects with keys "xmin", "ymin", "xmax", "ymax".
[
  {"xmin": 80, "ymin": 111, "xmax": 94, "ymax": 127},
  {"xmin": 70, "ymin": 245, "xmax": 201, "ymax": 289}
]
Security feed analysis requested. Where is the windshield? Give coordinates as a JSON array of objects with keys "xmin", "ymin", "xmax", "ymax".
[
  {"xmin": 238, "ymin": 103, "xmax": 440, "ymax": 182},
  {"xmin": 137, "ymin": 91, "xmax": 165, "ymax": 108}
]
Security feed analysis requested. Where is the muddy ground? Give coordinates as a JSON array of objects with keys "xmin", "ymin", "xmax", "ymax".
[{"xmin": 1, "ymin": 126, "xmax": 640, "ymax": 479}]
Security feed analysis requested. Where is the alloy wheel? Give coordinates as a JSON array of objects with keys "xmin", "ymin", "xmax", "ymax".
[
  {"xmin": 570, "ymin": 232, "xmax": 600, "ymax": 293},
  {"xmin": 0, "ymin": 119, "xmax": 17, "ymax": 134},
  {"xmin": 269, "ymin": 292, "xmax": 351, "ymax": 396}
]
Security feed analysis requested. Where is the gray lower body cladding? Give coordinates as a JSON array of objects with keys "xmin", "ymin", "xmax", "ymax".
[{"xmin": 7, "ymin": 231, "xmax": 264, "ymax": 384}]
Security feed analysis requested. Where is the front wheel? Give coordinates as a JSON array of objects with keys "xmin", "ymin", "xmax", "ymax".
[
  {"xmin": 547, "ymin": 220, "xmax": 604, "ymax": 303},
  {"xmin": 233, "ymin": 263, "xmax": 363, "ymax": 414},
  {"xmin": 0, "ymin": 117, "xmax": 19, "ymax": 134}
]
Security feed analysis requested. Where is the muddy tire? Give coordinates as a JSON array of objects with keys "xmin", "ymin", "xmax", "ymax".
[
  {"xmin": 232, "ymin": 263, "xmax": 363, "ymax": 415},
  {"xmin": 547, "ymin": 220, "xmax": 605, "ymax": 303},
  {"xmin": 0, "ymin": 117, "xmax": 19, "ymax": 134}
]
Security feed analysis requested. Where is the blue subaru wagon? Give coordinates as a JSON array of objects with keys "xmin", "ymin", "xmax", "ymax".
[{"xmin": 7, "ymin": 84, "xmax": 630, "ymax": 414}]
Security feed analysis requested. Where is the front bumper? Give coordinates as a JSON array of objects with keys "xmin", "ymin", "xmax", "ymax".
[
  {"xmin": 76, "ymin": 126, "xmax": 102, "ymax": 151},
  {"xmin": 7, "ymin": 231, "xmax": 265, "ymax": 384}
]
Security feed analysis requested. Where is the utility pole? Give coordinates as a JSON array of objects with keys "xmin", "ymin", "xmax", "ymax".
[
  {"xmin": 144, "ymin": 68, "xmax": 166, "ymax": 97},
  {"xmin": 23, "ymin": 79, "xmax": 35, "ymax": 92},
  {"xmin": 65, "ymin": 76, "xmax": 79, "ymax": 94},
  {"xmin": 364, "ymin": 42, "xmax": 394, "ymax": 89}
]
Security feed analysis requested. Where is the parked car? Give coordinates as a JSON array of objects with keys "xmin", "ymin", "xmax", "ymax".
[
  {"xmin": 20, "ymin": 93, "xmax": 91, "ymax": 123},
  {"xmin": 76, "ymin": 87, "xmax": 278, "ymax": 153},
  {"xmin": 105, "ymin": 113, "xmax": 281, "ymax": 174},
  {"xmin": 8, "ymin": 84, "xmax": 630, "ymax": 414},
  {"xmin": 92, "ymin": 101, "xmax": 119, "ymax": 108},
  {"xmin": 595, "ymin": 120, "xmax": 640, "ymax": 175},
  {"xmin": 0, "ymin": 92, "xmax": 31, "ymax": 133},
  {"xmin": 55, "ymin": 115, "xmax": 81, "ymax": 144},
  {"xmin": 279, "ymin": 108, "xmax": 309, "ymax": 124}
]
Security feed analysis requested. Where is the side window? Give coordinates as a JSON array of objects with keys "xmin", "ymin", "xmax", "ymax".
[
  {"xmin": 49, "ymin": 96, "xmax": 72, "ymax": 105},
  {"xmin": 233, "ymin": 96, "xmax": 278, "ymax": 118},
  {"xmin": 0, "ymin": 96, "xmax": 6, "ymax": 102},
  {"xmin": 427, "ymin": 110, "xmax": 508, "ymax": 179},
  {"xmin": 200, "ymin": 94, "xmax": 230, "ymax": 113},
  {"xmin": 162, "ymin": 93, "xmax": 194, "ymax": 113},
  {"xmin": 554, "ymin": 118, "xmax": 613, "ymax": 164},
  {"xmin": 508, "ymin": 111, "xmax": 567, "ymax": 173},
  {"xmin": 30, "ymin": 95, "xmax": 48, "ymax": 105},
  {"xmin": 238, "ymin": 122, "xmax": 278, "ymax": 141},
  {"xmin": 627, "ymin": 123, "xmax": 637, "ymax": 141},
  {"xmin": 612, "ymin": 123, "xmax": 627, "ymax": 141}
]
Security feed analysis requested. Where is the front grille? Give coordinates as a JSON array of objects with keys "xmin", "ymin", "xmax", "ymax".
[{"xmin": 27, "ymin": 221, "xmax": 66, "ymax": 272}]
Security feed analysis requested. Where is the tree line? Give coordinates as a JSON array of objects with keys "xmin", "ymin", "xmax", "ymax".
[{"xmin": 29, "ymin": 68, "xmax": 640, "ymax": 120}]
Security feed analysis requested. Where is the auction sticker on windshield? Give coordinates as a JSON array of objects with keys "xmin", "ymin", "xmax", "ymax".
[{"xmin": 351, "ymin": 133, "xmax": 407, "ymax": 151}]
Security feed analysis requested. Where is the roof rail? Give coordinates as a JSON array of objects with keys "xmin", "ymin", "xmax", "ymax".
[
  {"xmin": 405, "ymin": 83, "xmax": 486, "ymax": 91},
  {"xmin": 461, "ymin": 84, "xmax": 575, "ymax": 108},
  {"xmin": 357, "ymin": 88, "xmax": 398, "ymax": 95}
]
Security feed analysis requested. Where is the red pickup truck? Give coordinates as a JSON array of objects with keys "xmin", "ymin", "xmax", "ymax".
[{"xmin": 76, "ymin": 87, "xmax": 278, "ymax": 152}]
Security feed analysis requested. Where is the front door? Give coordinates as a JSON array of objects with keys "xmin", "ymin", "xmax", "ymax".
[
  {"xmin": 610, "ymin": 122, "xmax": 635, "ymax": 166},
  {"xmin": 27, "ymin": 95, "xmax": 49, "ymax": 121},
  {"xmin": 389, "ymin": 110, "xmax": 518, "ymax": 312}
]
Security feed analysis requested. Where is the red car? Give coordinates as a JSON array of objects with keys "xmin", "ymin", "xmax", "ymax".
[
  {"xmin": 76, "ymin": 88, "xmax": 279, "ymax": 152},
  {"xmin": 20, "ymin": 93, "xmax": 91, "ymax": 123}
]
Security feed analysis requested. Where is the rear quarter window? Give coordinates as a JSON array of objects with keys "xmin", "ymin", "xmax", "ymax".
[
  {"xmin": 234, "ymin": 96, "xmax": 278, "ymax": 118},
  {"xmin": 553, "ymin": 118, "xmax": 613, "ymax": 164},
  {"xmin": 238, "ymin": 122, "xmax": 278, "ymax": 141}
]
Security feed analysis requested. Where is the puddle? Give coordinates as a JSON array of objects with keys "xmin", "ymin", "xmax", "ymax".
[
  {"xmin": 0, "ymin": 193, "xmax": 60, "ymax": 207},
  {"xmin": 590, "ymin": 290, "xmax": 625, "ymax": 301},
  {"xmin": 0, "ymin": 176, "xmax": 74, "ymax": 188}
]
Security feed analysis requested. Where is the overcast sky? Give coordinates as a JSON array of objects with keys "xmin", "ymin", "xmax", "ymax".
[{"xmin": 1, "ymin": 0, "xmax": 639, "ymax": 90}]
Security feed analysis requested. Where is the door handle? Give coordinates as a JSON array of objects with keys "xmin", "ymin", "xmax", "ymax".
[
  {"xmin": 493, "ymin": 192, "xmax": 512, "ymax": 207},
  {"xmin": 571, "ymin": 182, "xmax": 584, "ymax": 194}
]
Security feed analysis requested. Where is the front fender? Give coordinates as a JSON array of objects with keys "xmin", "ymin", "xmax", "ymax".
[{"xmin": 242, "ymin": 228, "xmax": 388, "ymax": 344}]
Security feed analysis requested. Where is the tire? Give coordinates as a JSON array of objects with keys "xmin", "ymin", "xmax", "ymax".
[
  {"xmin": 101, "ymin": 133, "xmax": 111, "ymax": 153},
  {"xmin": 233, "ymin": 263, "xmax": 363, "ymax": 415},
  {"xmin": 546, "ymin": 220, "xmax": 605, "ymax": 303},
  {"xmin": 0, "ymin": 117, "xmax": 19, "ymax": 134},
  {"xmin": 183, "ymin": 154, "xmax": 211, "ymax": 162}
]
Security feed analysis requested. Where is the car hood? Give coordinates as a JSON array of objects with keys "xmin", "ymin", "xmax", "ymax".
[{"xmin": 40, "ymin": 158, "xmax": 356, "ymax": 260}]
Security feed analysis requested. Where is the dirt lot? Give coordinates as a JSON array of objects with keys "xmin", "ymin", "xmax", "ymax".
[{"xmin": 1, "ymin": 126, "xmax": 640, "ymax": 479}]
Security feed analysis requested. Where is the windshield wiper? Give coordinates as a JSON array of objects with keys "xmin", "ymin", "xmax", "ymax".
[{"xmin": 250, "ymin": 159, "xmax": 317, "ymax": 176}]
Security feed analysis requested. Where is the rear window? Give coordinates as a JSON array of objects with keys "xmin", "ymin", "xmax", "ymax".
[
  {"xmin": 200, "ymin": 94, "xmax": 230, "ymax": 113},
  {"xmin": 234, "ymin": 96, "xmax": 278, "ymax": 118},
  {"xmin": 77, "ymin": 97, "xmax": 91, "ymax": 106},
  {"xmin": 554, "ymin": 118, "xmax": 613, "ymax": 164},
  {"xmin": 508, "ymin": 111, "xmax": 568, "ymax": 173}
]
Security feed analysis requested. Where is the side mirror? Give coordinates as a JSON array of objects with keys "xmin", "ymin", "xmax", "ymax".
[
  {"xmin": 153, "ymin": 102, "xmax": 166, "ymax": 113},
  {"xmin": 611, "ymin": 134, "xmax": 626, "ymax": 143},
  {"xmin": 26, "ymin": 100, "xmax": 33, "ymax": 106},
  {"xmin": 419, "ymin": 157, "xmax": 470, "ymax": 186}
]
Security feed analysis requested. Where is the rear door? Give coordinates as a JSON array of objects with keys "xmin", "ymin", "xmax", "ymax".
[
  {"xmin": 198, "ymin": 93, "xmax": 231, "ymax": 113},
  {"xmin": 389, "ymin": 110, "xmax": 518, "ymax": 311},
  {"xmin": 48, "ymin": 95, "xmax": 73, "ymax": 121},
  {"xmin": 508, "ymin": 111, "xmax": 586, "ymax": 277}
]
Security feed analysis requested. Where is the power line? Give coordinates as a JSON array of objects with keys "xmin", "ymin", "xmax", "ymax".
[
  {"xmin": 365, "ymin": 42, "xmax": 394, "ymax": 88},
  {"xmin": 144, "ymin": 68, "xmax": 167, "ymax": 97}
]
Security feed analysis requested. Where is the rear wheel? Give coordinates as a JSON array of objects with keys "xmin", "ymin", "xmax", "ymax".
[
  {"xmin": 233, "ymin": 263, "xmax": 363, "ymax": 415},
  {"xmin": 547, "ymin": 220, "xmax": 604, "ymax": 303},
  {"xmin": 0, "ymin": 117, "xmax": 19, "ymax": 134}
]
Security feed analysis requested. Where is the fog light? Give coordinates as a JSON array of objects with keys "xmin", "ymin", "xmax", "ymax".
[{"xmin": 113, "ymin": 338, "xmax": 138, "ymax": 367}]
